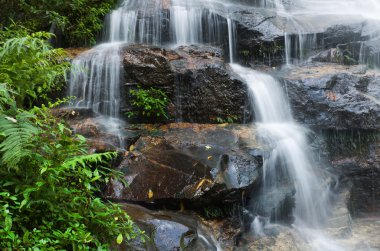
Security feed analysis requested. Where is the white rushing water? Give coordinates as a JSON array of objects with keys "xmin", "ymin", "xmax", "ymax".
[
  {"xmin": 230, "ymin": 62, "xmax": 354, "ymax": 250},
  {"xmin": 69, "ymin": 43, "xmax": 122, "ymax": 117},
  {"xmin": 271, "ymin": 0, "xmax": 380, "ymax": 65},
  {"xmin": 230, "ymin": 64, "xmax": 333, "ymax": 227}
]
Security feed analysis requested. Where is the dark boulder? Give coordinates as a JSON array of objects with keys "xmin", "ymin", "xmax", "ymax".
[
  {"xmin": 320, "ymin": 129, "xmax": 380, "ymax": 216},
  {"xmin": 104, "ymin": 123, "xmax": 263, "ymax": 207},
  {"xmin": 117, "ymin": 203, "xmax": 219, "ymax": 251},
  {"xmin": 121, "ymin": 44, "xmax": 252, "ymax": 123}
]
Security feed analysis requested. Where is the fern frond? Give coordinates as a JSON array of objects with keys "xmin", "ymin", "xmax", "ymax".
[
  {"xmin": 61, "ymin": 152, "xmax": 117, "ymax": 169},
  {"xmin": 0, "ymin": 83, "xmax": 15, "ymax": 111},
  {"xmin": 0, "ymin": 113, "xmax": 39, "ymax": 170}
]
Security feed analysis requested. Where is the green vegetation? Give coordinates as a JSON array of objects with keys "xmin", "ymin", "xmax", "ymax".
[
  {"xmin": 0, "ymin": 30, "xmax": 141, "ymax": 249},
  {"xmin": 0, "ymin": 30, "xmax": 69, "ymax": 106},
  {"xmin": 202, "ymin": 205, "xmax": 236, "ymax": 219},
  {"xmin": 215, "ymin": 109, "xmax": 239, "ymax": 124},
  {"xmin": 1, "ymin": 0, "xmax": 118, "ymax": 47},
  {"xmin": 127, "ymin": 86, "xmax": 169, "ymax": 119}
]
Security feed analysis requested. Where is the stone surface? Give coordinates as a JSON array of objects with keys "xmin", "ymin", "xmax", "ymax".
[
  {"xmin": 122, "ymin": 44, "xmax": 251, "ymax": 124},
  {"xmin": 282, "ymin": 62, "xmax": 380, "ymax": 217},
  {"xmin": 104, "ymin": 123, "xmax": 262, "ymax": 206},
  {"xmin": 117, "ymin": 203, "xmax": 218, "ymax": 251},
  {"xmin": 58, "ymin": 108, "xmax": 140, "ymax": 152},
  {"xmin": 283, "ymin": 63, "xmax": 380, "ymax": 130},
  {"xmin": 319, "ymin": 129, "xmax": 380, "ymax": 216}
]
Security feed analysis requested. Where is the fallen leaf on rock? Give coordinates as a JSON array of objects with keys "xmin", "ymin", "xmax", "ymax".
[{"xmin": 148, "ymin": 189, "xmax": 154, "ymax": 199}]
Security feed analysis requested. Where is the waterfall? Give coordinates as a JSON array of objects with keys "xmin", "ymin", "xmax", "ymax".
[
  {"xmin": 227, "ymin": 18, "xmax": 235, "ymax": 62},
  {"xmin": 69, "ymin": 43, "xmax": 122, "ymax": 117},
  {"xmin": 270, "ymin": 0, "xmax": 380, "ymax": 65},
  {"xmin": 64, "ymin": 0, "xmax": 380, "ymax": 248},
  {"xmin": 231, "ymin": 64, "xmax": 334, "ymax": 228},
  {"xmin": 230, "ymin": 64, "xmax": 348, "ymax": 250}
]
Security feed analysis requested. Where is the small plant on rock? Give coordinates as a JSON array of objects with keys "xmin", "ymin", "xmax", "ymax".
[
  {"xmin": 215, "ymin": 109, "xmax": 239, "ymax": 124},
  {"xmin": 127, "ymin": 86, "xmax": 169, "ymax": 119}
]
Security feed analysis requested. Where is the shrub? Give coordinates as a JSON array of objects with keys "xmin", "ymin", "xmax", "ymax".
[
  {"xmin": 1, "ymin": 0, "xmax": 118, "ymax": 47},
  {"xmin": 0, "ymin": 27, "xmax": 142, "ymax": 248},
  {"xmin": 0, "ymin": 98, "xmax": 142, "ymax": 250},
  {"xmin": 0, "ymin": 31, "xmax": 69, "ymax": 107},
  {"xmin": 127, "ymin": 86, "xmax": 169, "ymax": 119}
]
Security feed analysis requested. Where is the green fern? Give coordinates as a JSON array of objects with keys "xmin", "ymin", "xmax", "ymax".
[
  {"xmin": 0, "ymin": 112, "xmax": 39, "ymax": 170},
  {"xmin": 0, "ymin": 84, "xmax": 15, "ymax": 112},
  {"xmin": 0, "ymin": 32, "xmax": 69, "ymax": 107},
  {"xmin": 61, "ymin": 152, "xmax": 117, "ymax": 170}
]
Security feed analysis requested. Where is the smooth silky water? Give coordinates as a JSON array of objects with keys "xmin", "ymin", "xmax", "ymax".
[{"xmin": 230, "ymin": 64, "xmax": 347, "ymax": 250}]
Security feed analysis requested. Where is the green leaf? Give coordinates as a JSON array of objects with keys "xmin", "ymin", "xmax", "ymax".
[
  {"xmin": 77, "ymin": 134, "xmax": 86, "ymax": 143},
  {"xmin": 4, "ymin": 216, "xmax": 12, "ymax": 231},
  {"xmin": 23, "ymin": 230, "xmax": 30, "ymax": 244},
  {"xmin": 40, "ymin": 167, "xmax": 47, "ymax": 174},
  {"xmin": 116, "ymin": 233, "xmax": 123, "ymax": 245},
  {"xmin": 20, "ymin": 199, "xmax": 28, "ymax": 209}
]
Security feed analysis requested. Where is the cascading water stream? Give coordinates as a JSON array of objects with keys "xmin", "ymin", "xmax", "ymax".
[
  {"xmin": 229, "ymin": 64, "xmax": 348, "ymax": 250},
  {"xmin": 230, "ymin": 64, "xmax": 331, "ymax": 222},
  {"xmin": 68, "ymin": 0, "xmax": 238, "ymax": 146}
]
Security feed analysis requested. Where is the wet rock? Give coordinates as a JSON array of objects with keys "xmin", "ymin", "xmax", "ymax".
[
  {"xmin": 58, "ymin": 109, "xmax": 141, "ymax": 152},
  {"xmin": 312, "ymin": 48, "xmax": 340, "ymax": 63},
  {"xmin": 354, "ymin": 36, "xmax": 380, "ymax": 67},
  {"xmin": 312, "ymin": 30, "xmax": 380, "ymax": 67},
  {"xmin": 117, "ymin": 203, "xmax": 221, "ymax": 251},
  {"xmin": 53, "ymin": 107, "xmax": 95, "ymax": 120},
  {"xmin": 122, "ymin": 44, "xmax": 251, "ymax": 124},
  {"xmin": 317, "ymin": 129, "xmax": 380, "ymax": 216},
  {"xmin": 320, "ymin": 24, "xmax": 364, "ymax": 49},
  {"xmin": 104, "ymin": 123, "xmax": 262, "ymax": 206},
  {"xmin": 284, "ymin": 63, "xmax": 380, "ymax": 130}
]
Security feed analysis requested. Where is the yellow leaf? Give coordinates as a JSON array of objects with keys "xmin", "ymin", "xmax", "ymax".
[
  {"xmin": 207, "ymin": 156, "xmax": 212, "ymax": 160},
  {"xmin": 196, "ymin": 179, "xmax": 206, "ymax": 190},
  {"xmin": 129, "ymin": 145, "xmax": 135, "ymax": 151},
  {"xmin": 196, "ymin": 179, "xmax": 212, "ymax": 191},
  {"xmin": 148, "ymin": 189, "xmax": 154, "ymax": 199}
]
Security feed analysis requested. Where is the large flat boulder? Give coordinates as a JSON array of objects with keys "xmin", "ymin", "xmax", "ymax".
[{"xmin": 104, "ymin": 123, "xmax": 263, "ymax": 207}]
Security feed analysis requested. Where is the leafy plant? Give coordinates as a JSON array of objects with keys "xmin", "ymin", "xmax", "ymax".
[
  {"xmin": 0, "ymin": 31, "xmax": 69, "ymax": 107},
  {"xmin": 127, "ymin": 86, "xmax": 169, "ymax": 119},
  {"xmin": 202, "ymin": 205, "xmax": 236, "ymax": 219},
  {"xmin": 215, "ymin": 110, "xmax": 238, "ymax": 124},
  {"xmin": 0, "ymin": 98, "xmax": 142, "ymax": 249},
  {"xmin": 2, "ymin": 0, "xmax": 118, "ymax": 47},
  {"xmin": 0, "ymin": 8, "xmax": 143, "ymax": 248}
]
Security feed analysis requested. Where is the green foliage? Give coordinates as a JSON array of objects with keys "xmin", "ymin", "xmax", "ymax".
[
  {"xmin": 0, "ymin": 23, "xmax": 30, "ymax": 43},
  {"xmin": 128, "ymin": 86, "xmax": 169, "ymax": 119},
  {"xmin": 1, "ymin": 0, "xmax": 118, "ymax": 47},
  {"xmin": 0, "ymin": 31, "xmax": 69, "ymax": 107},
  {"xmin": 0, "ymin": 89, "xmax": 142, "ymax": 249},
  {"xmin": 0, "ymin": 84, "xmax": 16, "ymax": 112},
  {"xmin": 202, "ymin": 205, "xmax": 235, "ymax": 219},
  {"xmin": 215, "ymin": 110, "xmax": 238, "ymax": 124}
]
